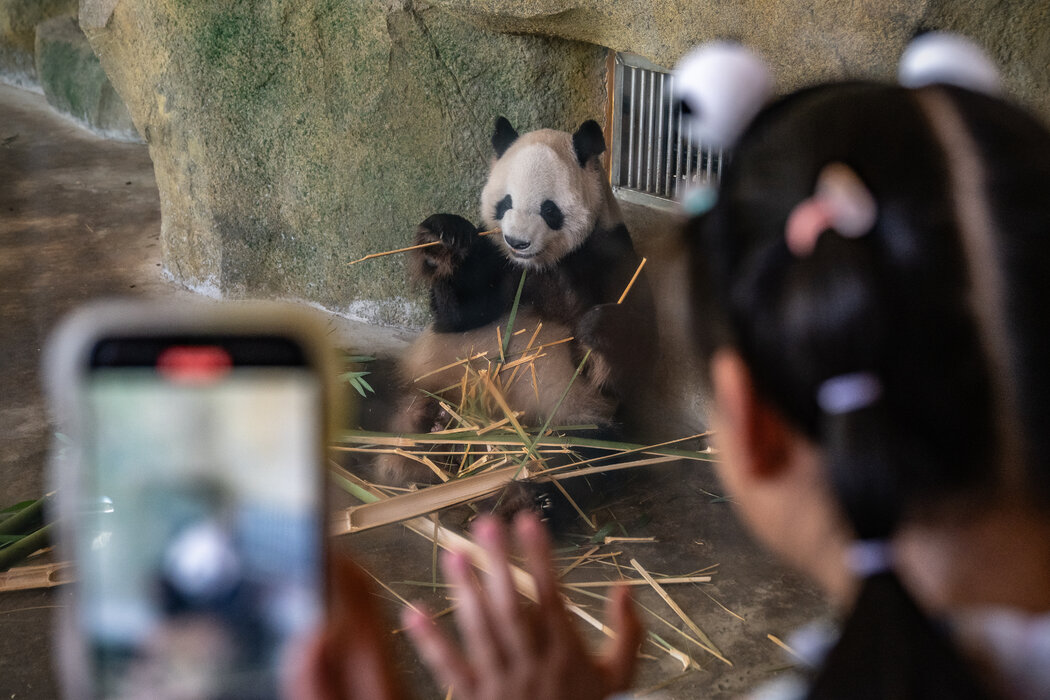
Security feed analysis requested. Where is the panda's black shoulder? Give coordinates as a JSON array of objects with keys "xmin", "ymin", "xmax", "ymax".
[
  {"xmin": 586, "ymin": 222, "xmax": 637, "ymax": 257},
  {"xmin": 563, "ymin": 222, "xmax": 640, "ymax": 277}
]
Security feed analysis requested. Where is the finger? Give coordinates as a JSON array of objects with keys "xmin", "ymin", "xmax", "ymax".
[
  {"xmin": 472, "ymin": 516, "xmax": 529, "ymax": 650},
  {"xmin": 598, "ymin": 585, "xmax": 644, "ymax": 694},
  {"xmin": 402, "ymin": 605, "xmax": 475, "ymax": 696},
  {"xmin": 514, "ymin": 511, "xmax": 581, "ymax": 659},
  {"xmin": 325, "ymin": 557, "xmax": 406, "ymax": 700},
  {"xmin": 442, "ymin": 548, "xmax": 503, "ymax": 669},
  {"xmin": 514, "ymin": 511, "xmax": 562, "ymax": 613},
  {"xmin": 283, "ymin": 630, "xmax": 330, "ymax": 700}
]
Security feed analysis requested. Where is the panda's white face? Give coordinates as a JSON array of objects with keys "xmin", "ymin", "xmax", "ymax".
[{"xmin": 480, "ymin": 129, "xmax": 604, "ymax": 269}]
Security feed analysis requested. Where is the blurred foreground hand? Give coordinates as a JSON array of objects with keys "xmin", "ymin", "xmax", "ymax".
[{"xmin": 403, "ymin": 513, "xmax": 643, "ymax": 700}]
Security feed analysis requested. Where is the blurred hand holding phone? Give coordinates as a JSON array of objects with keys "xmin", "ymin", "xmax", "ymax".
[{"xmin": 46, "ymin": 301, "xmax": 338, "ymax": 699}]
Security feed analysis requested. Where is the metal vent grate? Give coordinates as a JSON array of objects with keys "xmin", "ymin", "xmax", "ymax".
[{"xmin": 610, "ymin": 53, "xmax": 724, "ymax": 209}]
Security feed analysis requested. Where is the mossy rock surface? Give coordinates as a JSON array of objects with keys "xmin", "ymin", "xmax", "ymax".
[
  {"xmin": 35, "ymin": 15, "xmax": 137, "ymax": 137},
  {"xmin": 78, "ymin": 0, "xmax": 1050, "ymax": 327},
  {"xmin": 0, "ymin": 0, "xmax": 77, "ymax": 84}
]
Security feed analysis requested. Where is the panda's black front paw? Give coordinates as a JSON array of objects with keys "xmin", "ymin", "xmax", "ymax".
[
  {"xmin": 472, "ymin": 480, "xmax": 558, "ymax": 525},
  {"xmin": 576, "ymin": 303, "xmax": 649, "ymax": 394},
  {"xmin": 412, "ymin": 214, "xmax": 480, "ymax": 281}
]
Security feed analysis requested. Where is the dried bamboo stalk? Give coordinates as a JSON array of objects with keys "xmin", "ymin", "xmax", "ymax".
[
  {"xmin": 767, "ymin": 633, "xmax": 804, "ymax": 662},
  {"xmin": 630, "ymin": 558, "xmax": 731, "ymax": 666},
  {"xmin": 617, "ymin": 257, "xmax": 648, "ymax": 304},
  {"xmin": 564, "ymin": 575, "xmax": 712, "ymax": 588},
  {"xmin": 557, "ymin": 546, "xmax": 600, "ymax": 579},
  {"xmin": 330, "ymin": 463, "xmax": 519, "ymax": 535},
  {"xmin": 334, "ymin": 430, "xmax": 715, "ymax": 461},
  {"xmin": 550, "ymin": 477, "xmax": 596, "ymax": 531},
  {"xmin": 400, "ymin": 574, "xmax": 713, "ymax": 589},
  {"xmin": 412, "ymin": 351, "xmax": 490, "ymax": 384},
  {"xmin": 0, "ymin": 561, "xmax": 74, "ymax": 592},
  {"xmin": 392, "ymin": 448, "xmax": 449, "ymax": 483},
  {"xmin": 348, "ymin": 228, "xmax": 501, "ymax": 265},
  {"xmin": 332, "ymin": 467, "xmax": 694, "ymax": 670}
]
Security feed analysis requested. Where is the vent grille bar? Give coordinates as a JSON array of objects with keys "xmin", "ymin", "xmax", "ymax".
[{"xmin": 610, "ymin": 53, "xmax": 724, "ymax": 209}]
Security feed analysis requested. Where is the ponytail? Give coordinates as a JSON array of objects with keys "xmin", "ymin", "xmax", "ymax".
[
  {"xmin": 813, "ymin": 394, "xmax": 994, "ymax": 697},
  {"xmin": 808, "ymin": 572, "xmax": 991, "ymax": 699}
]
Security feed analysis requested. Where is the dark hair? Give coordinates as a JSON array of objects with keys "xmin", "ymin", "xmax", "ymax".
[{"xmin": 687, "ymin": 82, "xmax": 1050, "ymax": 697}]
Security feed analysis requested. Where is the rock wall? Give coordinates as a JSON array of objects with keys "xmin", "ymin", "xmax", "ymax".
[
  {"xmin": 0, "ymin": 0, "xmax": 77, "ymax": 87},
  {"xmin": 438, "ymin": 0, "xmax": 1050, "ymax": 119},
  {"xmin": 79, "ymin": 0, "xmax": 1050, "ymax": 327},
  {"xmin": 35, "ymin": 15, "xmax": 137, "ymax": 138},
  {"xmin": 81, "ymin": 0, "xmax": 607, "ymax": 326}
]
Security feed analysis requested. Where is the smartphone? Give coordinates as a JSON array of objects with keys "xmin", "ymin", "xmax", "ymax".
[{"xmin": 46, "ymin": 301, "xmax": 337, "ymax": 700}]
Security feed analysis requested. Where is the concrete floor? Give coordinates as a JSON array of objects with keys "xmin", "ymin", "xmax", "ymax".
[{"xmin": 0, "ymin": 83, "xmax": 831, "ymax": 698}]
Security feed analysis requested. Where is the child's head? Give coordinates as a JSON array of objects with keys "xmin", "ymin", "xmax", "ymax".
[{"xmin": 687, "ymin": 81, "xmax": 1050, "ymax": 543}]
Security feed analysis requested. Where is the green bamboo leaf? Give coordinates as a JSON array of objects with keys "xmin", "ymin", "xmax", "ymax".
[
  {"xmin": 0, "ymin": 500, "xmax": 37, "ymax": 515},
  {"xmin": 344, "ymin": 355, "xmax": 376, "ymax": 363},
  {"xmin": 501, "ymin": 269, "xmax": 528, "ymax": 357},
  {"xmin": 0, "ymin": 496, "xmax": 48, "ymax": 537},
  {"xmin": 0, "ymin": 524, "xmax": 52, "ymax": 571},
  {"xmin": 588, "ymin": 521, "xmax": 618, "ymax": 544},
  {"xmin": 329, "ymin": 471, "xmax": 380, "ymax": 504}
]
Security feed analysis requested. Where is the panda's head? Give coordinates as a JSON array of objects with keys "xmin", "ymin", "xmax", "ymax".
[{"xmin": 480, "ymin": 117, "xmax": 610, "ymax": 269}]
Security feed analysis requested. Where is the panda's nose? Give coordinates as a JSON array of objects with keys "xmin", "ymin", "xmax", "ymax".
[{"xmin": 504, "ymin": 235, "xmax": 531, "ymax": 251}]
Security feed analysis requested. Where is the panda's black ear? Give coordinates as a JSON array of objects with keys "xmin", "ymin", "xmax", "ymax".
[
  {"xmin": 492, "ymin": 117, "xmax": 519, "ymax": 158},
  {"xmin": 572, "ymin": 120, "xmax": 606, "ymax": 167}
]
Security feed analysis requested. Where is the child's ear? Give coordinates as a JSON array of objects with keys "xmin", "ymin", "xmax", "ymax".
[{"xmin": 710, "ymin": 349, "xmax": 794, "ymax": 479}]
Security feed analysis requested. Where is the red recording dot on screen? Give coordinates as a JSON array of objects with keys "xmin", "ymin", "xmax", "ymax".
[{"xmin": 157, "ymin": 346, "xmax": 233, "ymax": 383}]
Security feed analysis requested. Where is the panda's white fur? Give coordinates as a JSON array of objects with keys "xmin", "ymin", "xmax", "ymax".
[{"xmin": 481, "ymin": 128, "xmax": 623, "ymax": 269}]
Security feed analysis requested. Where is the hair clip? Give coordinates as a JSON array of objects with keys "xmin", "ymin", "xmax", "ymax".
[
  {"xmin": 817, "ymin": 372, "xmax": 882, "ymax": 415},
  {"xmin": 846, "ymin": 539, "xmax": 894, "ymax": 578},
  {"xmin": 673, "ymin": 42, "xmax": 773, "ymax": 149},
  {"xmin": 785, "ymin": 163, "xmax": 878, "ymax": 257},
  {"xmin": 898, "ymin": 32, "xmax": 1001, "ymax": 96},
  {"xmin": 680, "ymin": 183, "xmax": 719, "ymax": 216}
]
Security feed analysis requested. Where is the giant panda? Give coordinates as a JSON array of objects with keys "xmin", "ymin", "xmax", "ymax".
[{"xmin": 378, "ymin": 116, "xmax": 656, "ymax": 520}]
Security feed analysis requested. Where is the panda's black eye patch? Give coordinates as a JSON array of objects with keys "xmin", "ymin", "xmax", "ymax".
[
  {"xmin": 539, "ymin": 199, "xmax": 564, "ymax": 230},
  {"xmin": 495, "ymin": 194, "xmax": 512, "ymax": 220}
]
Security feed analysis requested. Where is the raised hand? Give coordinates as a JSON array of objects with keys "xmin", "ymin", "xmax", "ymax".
[{"xmin": 403, "ymin": 513, "xmax": 643, "ymax": 700}]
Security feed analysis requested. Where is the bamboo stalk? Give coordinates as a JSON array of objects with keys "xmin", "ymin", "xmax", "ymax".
[
  {"xmin": 412, "ymin": 351, "xmax": 490, "ymax": 383},
  {"xmin": 550, "ymin": 478, "xmax": 596, "ymax": 531},
  {"xmin": 557, "ymin": 546, "xmax": 600, "ymax": 579},
  {"xmin": 398, "ymin": 575, "xmax": 713, "ymax": 589},
  {"xmin": 564, "ymin": 576, "xmax": 712, "ymax": 588},
  {"xmin": 331, "ymin": 466, "xmax": 695, "ymax": 670},
  {"xmin": 0, "ymin": 524, "xmax": 54, "ymax": 572},
  {"xmin": 0, "ymin": 561, "xmax": 73, "ymax": 592},
  {"xmin": 0, "ymin": 495, "xmax": 50, "ymax": 537},
  {"xmin": 767, "ymin": 633, "xmax": 805, "ymax": 663},
  {"xmin": 334, "ymin": 430, "xmax": 718, "ymax": 462},
  {"xmin": 617, "ymin": 257, "xmax": 648, "ymax": 304},
  {"xmin": 391, "ymin": 448, "xmax": 450, "ymax": 483},
  {"xmin": 348, "ymin": 228, "xmax": 500, "ymax": 265},
  {"xmin": 630, "ymin": 558, "xmax": 731, "ymax": 666},
  {"xmin": 330, "ymin": 464, "xmax": 521, "ymax": 535}
]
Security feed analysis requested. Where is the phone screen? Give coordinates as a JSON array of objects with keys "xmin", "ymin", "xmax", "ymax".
[{"xmin": 74, "ymin": 335, "xmax": 324, "ymax": 699}]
